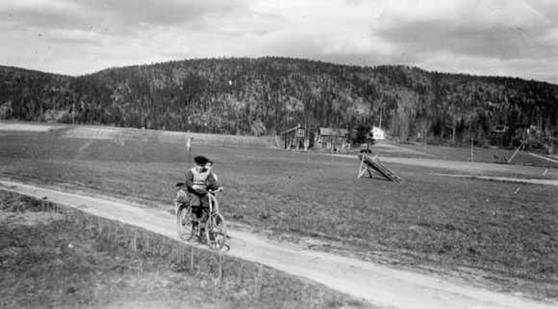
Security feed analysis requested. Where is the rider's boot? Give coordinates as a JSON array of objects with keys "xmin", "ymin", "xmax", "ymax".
[
  {"xmin": 190, "ymin": 221, "xmax": 198, "ymax": 241},
  {"xmin": 196, "ymin": 224, "xmax": 206, "ymax": 243}
]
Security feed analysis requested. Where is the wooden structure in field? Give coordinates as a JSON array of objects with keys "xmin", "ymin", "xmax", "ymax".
[
  {"xmin": 357, "ymin": 154, "xmax": 401, "ymax": 183},
  {"xmin": 315, "ymin": 127, "xmax": 349, "ymax": 150},
  {"xmin": 281, "ymin": 124, "xmax": 305, "ymax": 150}
]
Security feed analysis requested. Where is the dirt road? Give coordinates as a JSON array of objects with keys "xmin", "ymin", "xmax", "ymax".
[{"xmin": 1, "ymin": 179, "xmax": 556, "ymax": 309}]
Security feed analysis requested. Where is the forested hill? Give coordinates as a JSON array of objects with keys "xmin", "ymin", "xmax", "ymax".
[{"xmin": 1, "ymin": 57, "xmax": 557, "ymax": 145}]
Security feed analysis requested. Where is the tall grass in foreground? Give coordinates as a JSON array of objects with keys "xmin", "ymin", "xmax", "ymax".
[{"xmin": 0, "ymin": 191, "xmax": 368, "ymax": 309}]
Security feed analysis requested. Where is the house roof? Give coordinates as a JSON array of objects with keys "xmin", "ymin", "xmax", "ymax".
[
  {"xmin": 281, "ymin": 124, "xmax": 301, "ymax": 135},
  {"xmin": 319, "ymin": 127, "xmax": 349, "ymax": 136}
]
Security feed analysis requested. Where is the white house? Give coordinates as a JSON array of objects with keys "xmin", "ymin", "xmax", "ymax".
[{"xmin": 371, "ymin": 126, "xmax": 385, "ymax": 140}]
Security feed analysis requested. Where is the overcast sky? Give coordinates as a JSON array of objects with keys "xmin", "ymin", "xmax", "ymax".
[{"xmin": 1, "ymin": 0, "xmax": 557, "ymax": 83}]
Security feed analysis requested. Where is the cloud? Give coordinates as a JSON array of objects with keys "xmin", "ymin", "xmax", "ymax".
[
  {"xmin": 0, "ymin": 0, "xmax": 248, "ymax": 36},
  {"xmin": 0, "ymin": 0, "xmax": 557, "ymax": 84},
  {"xmin": 80, "ymin": 0, "xmax": 245, "ymax": 28},
  {"xmin": 210, "ymin": 11, "xmax": 285, "ymax": 37},
  {"xmin": 415, "ymin": 49, "xmax": 558, "ymax": 83},
  {"xmin": 0, "ymin": 0, "xmax": 257, "ymax": 74},
  {"xmin": 374, "ymin": 0, "xmax": 558, "ymax": 59},
  {"xmin": 1, "ymin": 7, "xmax": 87, "ymax": 30},
  {"xmin": 364, "ymin": 0, "xmax": 558, "ymax": 83},
  {"xmin": 377, "ymin": 19, "xmax": 557, "ymax": 60}
]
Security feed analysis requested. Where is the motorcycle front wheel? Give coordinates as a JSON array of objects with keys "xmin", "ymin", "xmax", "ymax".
[{"xmin": 204, "ymin": 213, "xmax": 227, "ymax": 250}]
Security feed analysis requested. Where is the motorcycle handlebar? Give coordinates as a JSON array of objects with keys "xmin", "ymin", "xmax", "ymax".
[
  {"xmin": 209, "ymin": 187, "xmax": 224, "ymax": 194},
  {"xmin": 175, "ymin": 183, "xmax": 223, "ymax": 194}
]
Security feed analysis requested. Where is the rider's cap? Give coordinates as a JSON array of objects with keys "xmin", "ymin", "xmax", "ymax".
[{"xmin": 194, "ymin": 155, "xmax": 210, "ymax": 165}]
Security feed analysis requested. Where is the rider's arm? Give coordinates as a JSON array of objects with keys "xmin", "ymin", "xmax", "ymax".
[
  {"xmin": 206, "ymin": 172, "xmax": 220, "ymax": 191},
  {"xmin": 184, "ymin": 169, "xmax": 195, "ymax": 193}
]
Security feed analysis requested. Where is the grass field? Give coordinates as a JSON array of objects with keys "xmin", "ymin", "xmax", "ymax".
[
  {"xmin": 355, "ymin": 140, "xmax": 558, "ymax": 172},
  {"xmin": 1, "ymin": 124, "xmax": 557, "ymax": 300},
  {"xmin": 0, "ymin": 191, "xmax": 366, "ymax": 308},
  {"xmin": 386, "ymin": 141, "xmax": 558, "ymax": 168}
]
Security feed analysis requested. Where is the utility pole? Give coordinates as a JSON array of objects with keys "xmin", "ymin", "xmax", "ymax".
[
  {"xmin": 378, "ymin": 94, "xmax": 384, "ymax": 129},
  {"xmin": 379, "ymin": 108, "xmax": 382, "ymax": 129},
  {"xmin": 470, "ymin": 136, "xmax": 474, "ymax": 162}
]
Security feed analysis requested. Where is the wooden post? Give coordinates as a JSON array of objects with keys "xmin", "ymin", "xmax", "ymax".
[
  {"xmin": 132, "ymin": 230, "xmax": 137, "ymax": 251},
  {"xmin": 357, "ymin": 155, "xmax": 365, "ymax": 178},
  {"xmin": 470, "ymin": 136, "xmax": 474, "ymax": 162},
  {"xmin": 424, "ymin": 129, "xmax": 428, "ymax": 151},
  {"xmin": 254, "ymin": 264, "xmax": 264, "ymax": 298},
  {"xmin": 217, "ymin": 254, "xmax": 223, "ymax": 284},
  {"xmin": 330, "ymin": 139, "xmax": 334, "ymax": 162},
  {"xmin": 186, "ymin": 137, "xmax": 193, "ymax": 163},
  {"xmin": 190, "ymin": 247, "xmax": 195, "ymax": 272},
  {"xmin": 508, "ymin": 141, "xmax": 524, "ymax": 164}
]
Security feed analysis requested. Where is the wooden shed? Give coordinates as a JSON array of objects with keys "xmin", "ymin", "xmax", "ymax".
[
  {"xmin": 281, "ymin": 124, "xmax": 306, "ymax": 149},
  {"xmin": 315, "ymin": 127, "xmax": 349, "ymax": 150}
]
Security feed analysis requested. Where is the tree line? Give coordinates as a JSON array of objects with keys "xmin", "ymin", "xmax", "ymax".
[{"xmin": 1, "ymin": 57, "xmax": 557, "ymax": 146}]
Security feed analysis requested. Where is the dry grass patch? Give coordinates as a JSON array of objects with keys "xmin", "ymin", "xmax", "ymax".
[{"xmin": 0, "ymin": 191, "xmax": 369, "ymax": 309}]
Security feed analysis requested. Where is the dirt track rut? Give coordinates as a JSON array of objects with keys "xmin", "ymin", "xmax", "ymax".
[{"xmin": 1, "ymin": 179, "xmax": 556, "ymax": 309}]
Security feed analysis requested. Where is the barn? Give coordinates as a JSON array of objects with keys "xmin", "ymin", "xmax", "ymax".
[
  {"xmin": 281, "ymin": 124, "xmax": 306, "ymax": 149},
  {"xmin": 315, "ymin": 127, "xmax": 349, "ymax": 150}
]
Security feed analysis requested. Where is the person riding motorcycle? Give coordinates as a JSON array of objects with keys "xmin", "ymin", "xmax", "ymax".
[{"xmin": 176, "ymin": 155, "xmax": 220, "ymax": 236}]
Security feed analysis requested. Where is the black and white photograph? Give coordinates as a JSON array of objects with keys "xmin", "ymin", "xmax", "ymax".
[{"xmin": 0, "ymin": 0, "xmax": 557, "ymax": 308}]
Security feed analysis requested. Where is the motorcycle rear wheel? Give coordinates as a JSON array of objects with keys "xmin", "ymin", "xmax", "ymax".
[{"xmin": 176, "ymin": 205, "xmax": 197, "ymax": 241}]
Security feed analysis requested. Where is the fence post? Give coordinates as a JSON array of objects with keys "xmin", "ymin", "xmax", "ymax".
[
  {"xmin": 190, "ymin": 247, "xmax": 195, "ymax": 273},
  {"xmin": 254, "ymin": 264, "xmax": 263, "ymax": 298},
  {"xmin": 470, "ymin": 136, "xmax": 474, "ymax": 162},
  {"xmin": 217, "ymin": 254, "xmax": 223, "ymax": 284},
  {"xmin": 132, "ymin": 230, "xmax": 137, "ymax": 251}
]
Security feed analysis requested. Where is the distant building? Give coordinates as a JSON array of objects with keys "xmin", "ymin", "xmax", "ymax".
[
  {"xmin": 315, "ymin": 127, "xmax": 349, "ymax": 150},
  {"xmin": 489, "ymin": 125, "xmax": 511, "ymax": 147},
  {"xmin": 371, "ymin": 126, "xmax": 385, "ymax": 140},
  {"xmin": 492, "ymin": 125, "xmax": 509, "ymax": 134},
  {"xmin": 281, "ymin": 124, "xmax": 305, "ymax": 149}
]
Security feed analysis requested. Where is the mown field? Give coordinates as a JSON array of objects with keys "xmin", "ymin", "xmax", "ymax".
[
  {"xmin": 398, "ymin": 141, "xmax": 558, "ymax": 167},
  {"xmin": 0, "ymin": 191, "xmax": 367, "ymax": 309},
  {"xmin": 1, "ymin": 125, "xmax": 557, "ymax": 300}
]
